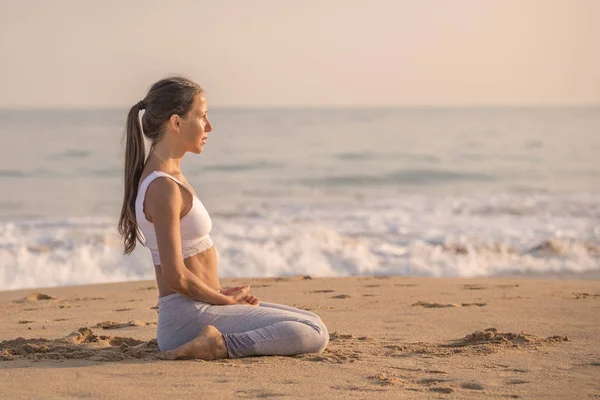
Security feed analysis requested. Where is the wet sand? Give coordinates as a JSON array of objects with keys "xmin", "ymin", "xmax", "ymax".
[{"xmin": 1, "ymin": 276, "xmax": 599, "ymax": 399}]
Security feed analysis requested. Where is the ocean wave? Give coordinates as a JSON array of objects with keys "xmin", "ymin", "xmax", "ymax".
[
  {"xmin": 0, "ymin": 192, "xmax": 598, "ymax": 290},
  {"xmin": 299, "ymin": 169, "xmax": 494, "ymax": 187}
]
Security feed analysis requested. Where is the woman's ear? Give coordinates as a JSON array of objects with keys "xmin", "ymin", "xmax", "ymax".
[{"xmin": 169, "ymin": 114, "xmax": 181, "ymax": 132}]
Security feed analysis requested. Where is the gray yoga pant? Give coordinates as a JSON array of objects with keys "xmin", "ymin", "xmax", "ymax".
[{"xmin": 156, "ymin": 293, "xmax": 329, "ymax": 358}]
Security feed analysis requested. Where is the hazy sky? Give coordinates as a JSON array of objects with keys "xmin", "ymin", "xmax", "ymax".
[{"xmin": 0, "ymin": 0, "xmax": 598, "ymax": 108}]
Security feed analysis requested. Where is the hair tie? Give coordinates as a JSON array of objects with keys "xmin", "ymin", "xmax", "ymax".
[{"xmin": 137, "ymin": 100, "xmax": 145, "ymax": 110}]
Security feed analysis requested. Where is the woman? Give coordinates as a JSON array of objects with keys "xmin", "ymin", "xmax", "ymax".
[{"xmin": 118, "ymin": 76, "xmax": 329, "ymax": 360}]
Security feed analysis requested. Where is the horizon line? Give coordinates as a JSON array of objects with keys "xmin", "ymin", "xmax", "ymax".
[{"xmin": 1, "ymin": 103, "xmax": 599, "ymax": 112}]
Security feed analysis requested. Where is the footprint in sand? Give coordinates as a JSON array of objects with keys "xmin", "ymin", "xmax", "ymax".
[
  {"xmin": 91, "ymin": 321, "xmax": 155, "ymax": 329},
  {"xmin": 235, "ymin": 389, "xmax": 286, "ymax": 398},
  {"xmin": 369, "ymin": 373, "xmax": 402, "ymax": 386},
  {"xmin": 328, "ymin": 332, "xmax": 374, "ymax": 345},
  {"xmin": 301, "ymin": 348, "xmax": 360, "ymax": 364},
  {"xmin": 418, "ymin": 378, "xmax": 449, "ymax": 385},
  {"xmin": 332, "ymin": 294, "xmax": 350, "ymax": 299},
  {"xmin": 114, "ymin": 308, "xmax": 134, "ymax": 312},
  {"xmin": 412, "ymin": 301, "xmax": 487, "ymax": 308},
  {"xmin": 27, "ymin": 293, "xmax": 56, "ymax": 301},
  {"xmin": 429, "ymin": 387, "xmax": 454, "ymax": 393},
  {"xmin": 329, "ymin": 332, "xmax": 354, "ymax": 341},
  {"xmin": 573, "ymin": 292, "xmax": 600, "ymax": 299},
  {"xmin": 311, "ymin": 290, "xmax": 335, "ymax": 293},
  {"xmin": 2, "ymin": 327, "xmax": 159, "ymax": 362},
  {"xmin": 413, "ymin": 301, "xmax": 458, "ymax": 308},
  {"xmin": 18, "ymin": 320, "xmax": 34, "ymax": 324},
  {"xmin": 382, "ymin": 328, "xmax": 568, "ymax": 358},
  {"xmin": 383, "ymin": 344, "xmax": 410, "ymax": 352},
  {"xmin": 446, "ymin": 328, "xmax": 568, "ymax": 349},
  {"xmin": 364, "ymin": 284, "xmax": 380, "ymax": 288},
  {"xmin": 462, "ymin": 284, "xmax": 487, "ymax": 290},
  {"xmin": 506, "ymin": 379, "xmax": 530, "ymax": 385},
  {"xmin": 357, "ymin": 336, "xmax": 375, "ymax": 341},
  {"xmin": 461, "ymin": 382, "xmax": 485, "ymax": 390},
  {"xmin": 414, "ymin": 377, "xmax": 455, "ymax": 393},
  {"xmin": 14, "ymin": 293, "xmax": 57, "ymax": 303},
  {"xmin": 394, "ymin": 284, "xmax": 417, "ymax": 287}
]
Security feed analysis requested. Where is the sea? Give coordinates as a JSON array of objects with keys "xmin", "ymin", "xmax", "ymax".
[{"xmin": 0, "ymin": 107, "xmax": 599, "ymax": 290}]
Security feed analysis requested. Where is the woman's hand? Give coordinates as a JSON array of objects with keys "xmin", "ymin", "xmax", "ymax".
[
  {"xmin": 220, "ymin": 286, "xmax": 249, "ymax": 296},
  {"xmin": 222, "ymin": 285, "xmax": 260, "ymax": 306},
  {"xmin": 241, "ymin": 294, "xmax": 260, "ymax": 306}
]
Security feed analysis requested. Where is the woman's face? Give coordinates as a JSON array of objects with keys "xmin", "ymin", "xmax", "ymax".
[{"xmin": 180, "ymin": 93, "xmax": 213, "ymax": 154}]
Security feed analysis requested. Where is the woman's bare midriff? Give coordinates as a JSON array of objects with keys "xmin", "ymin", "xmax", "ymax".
[
  {"xmin": 138, "ymin": 169, "xmax": 219, "ymax": 298},
  {"xmin": 155, "ymin": 245, "xmax": 220, "ymax": 298}
]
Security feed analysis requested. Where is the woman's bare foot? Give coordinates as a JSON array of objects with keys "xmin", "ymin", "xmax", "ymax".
[{"xmin": 158, "ymin": 325, "xmax": 229, "ymax": 361}]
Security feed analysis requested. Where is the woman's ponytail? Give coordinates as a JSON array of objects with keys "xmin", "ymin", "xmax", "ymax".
[{"xmin": 118, "ymin": 101, "xmax": 146, "ymax": 254}]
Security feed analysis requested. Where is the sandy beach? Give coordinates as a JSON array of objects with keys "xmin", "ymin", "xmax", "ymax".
[{"xmin": 0, "ymin": 276, "xmax": 599, "ymax": 399}]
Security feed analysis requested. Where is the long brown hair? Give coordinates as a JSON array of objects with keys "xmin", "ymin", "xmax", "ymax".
[{"xmin": 118, "ymin": 75, "xmax": 203, "ymax": 254}]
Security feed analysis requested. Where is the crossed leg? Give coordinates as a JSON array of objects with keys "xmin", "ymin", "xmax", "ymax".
[{"xmin": 159, "ymin": 301, "xmax": 328, "ymax": 360}]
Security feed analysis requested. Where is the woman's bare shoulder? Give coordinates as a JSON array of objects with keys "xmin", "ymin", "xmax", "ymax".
[{"xmin": 144, "ymin": 177, "xmax": 184, "ymax": 220}]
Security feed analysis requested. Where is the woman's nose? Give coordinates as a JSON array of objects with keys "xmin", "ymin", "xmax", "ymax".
[{"xmin": 206, "ymin": 119, "xmax": 213, "ymax": 132}]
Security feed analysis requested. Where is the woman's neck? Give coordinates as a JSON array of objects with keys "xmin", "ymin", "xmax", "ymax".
[{"xmin": 146, "ymin": 149, "xmax": 183, "ymax": 173}]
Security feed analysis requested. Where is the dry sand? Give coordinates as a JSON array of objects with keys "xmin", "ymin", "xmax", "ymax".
[{"xmin": 1, "ymin": 276, "xmax": 599, "ymax": 399}]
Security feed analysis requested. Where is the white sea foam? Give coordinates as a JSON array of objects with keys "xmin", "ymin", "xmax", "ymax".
[{"xmin": 1, "ymin": 192, "xmax": 598, "ymax": 291}]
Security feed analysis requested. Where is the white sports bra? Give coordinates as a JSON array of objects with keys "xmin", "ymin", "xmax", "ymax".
[{"xmin": 135, "ymin": 171, "xmax": 214, "ymax": 265}]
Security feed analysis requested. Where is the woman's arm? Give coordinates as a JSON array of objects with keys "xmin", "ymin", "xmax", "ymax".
[{"xmin": 147, "ymin": 177, "xmax": 235, "ymax": 305}]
